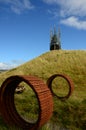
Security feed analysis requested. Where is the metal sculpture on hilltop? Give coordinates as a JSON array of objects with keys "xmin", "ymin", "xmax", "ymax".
[{"xmin": 50, "ymin": 27, "xmax": 61, "ymax": 50}]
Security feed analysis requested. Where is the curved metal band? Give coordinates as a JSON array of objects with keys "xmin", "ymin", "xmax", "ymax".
[
  {"xmin": 47, "ymin": 74, "xmax": 74, "ymax": 100},
  {"xmin": 0, "ymin": 75, "xmax": 53, "ymax": 130}
]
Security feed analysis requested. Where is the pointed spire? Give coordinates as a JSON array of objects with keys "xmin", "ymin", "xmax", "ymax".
[
  {"xmin": 58, "ymin": 26, "xmax": 61, "ymax": 39},
  {"xmin": 54, "ymin": 25, "xmax": 56, "ymax": 35},
  {"xmin": 58, "ymin": 26, "xmax": 61, "ymax": 49},
  {"xmin": 50, "ymin": 26, "xmax": 61, "ymax": 50},
  {"xmin": 50, "ymin": 29, "xmax": 53, "ymax": 41}
]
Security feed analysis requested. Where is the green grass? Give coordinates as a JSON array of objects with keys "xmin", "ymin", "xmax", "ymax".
[{"xmin": 0, "ymin": 50, "xmax": 86, "ymax": 130}]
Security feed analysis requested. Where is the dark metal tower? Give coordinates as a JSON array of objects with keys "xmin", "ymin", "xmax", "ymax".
[{"xmin": 50, "ymin": 27, "xmax": 61, "ymax": 50}]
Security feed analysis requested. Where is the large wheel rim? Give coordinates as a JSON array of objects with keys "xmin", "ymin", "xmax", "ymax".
[
  {"xmin": 0, "ymin": 75, "xmax": 53, "ymax": 130},
  {"xmin": 47, "ymin": 74, "xmax": 74, "ymax": 100}
]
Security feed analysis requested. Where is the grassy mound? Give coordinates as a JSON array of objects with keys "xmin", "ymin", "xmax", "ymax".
[{"xmin": 0, "ymin": 50, "xmax": 86, "ymax": 130}]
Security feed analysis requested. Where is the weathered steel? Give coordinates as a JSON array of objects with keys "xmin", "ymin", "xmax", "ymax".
[
  {"xmin": 47, "ymin": 74, "xmax": 74, "ymax": 100},
  {"xmin": 0, "ymin": 75, "xmax": 53, "ymax": 130}
]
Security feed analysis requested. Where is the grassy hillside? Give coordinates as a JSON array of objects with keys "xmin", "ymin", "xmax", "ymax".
[{"xmin": 0, "ymin": 50, "xmax": 86, "ymax": 130}]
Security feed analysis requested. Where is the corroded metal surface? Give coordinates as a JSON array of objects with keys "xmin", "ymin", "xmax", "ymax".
[
  {"xmin": 47, "ymin": 74, "xmax": 74, "ymax": 100},
  {"xmin": 0, "ymin": 75, "xmax": 53, "ymax": 130}
]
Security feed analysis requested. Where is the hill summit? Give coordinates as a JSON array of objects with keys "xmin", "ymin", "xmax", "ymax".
[
  {"xmin": 0, "ymin": 50, "xmax": 85, "ymax": 101},
  {"xmin": 0, "ymin": 50, "xmax": 86, "ymax": 130}
]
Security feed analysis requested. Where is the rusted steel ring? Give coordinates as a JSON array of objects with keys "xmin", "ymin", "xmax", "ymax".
[
  {"xmin": 0, "ymin": 75, "xmax": 53, "ymax": 130},
  {"xmin": 47, "ymin": 74, "xmax": 74, "ymax": 100}
]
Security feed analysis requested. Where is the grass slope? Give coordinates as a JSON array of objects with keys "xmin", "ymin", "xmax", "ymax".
[{"xmin": 0, "ymin": 50, "xmax": 86, "ymax": 130}]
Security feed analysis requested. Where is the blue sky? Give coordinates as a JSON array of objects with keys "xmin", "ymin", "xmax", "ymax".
[{"xmin": 0, "ymin": 0, "xmax": 86, "ymax": 69}]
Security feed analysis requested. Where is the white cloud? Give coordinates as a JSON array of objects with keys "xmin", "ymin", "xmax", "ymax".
[
  {"xmin": 43, "ymin": 0, "xmax": 86, "ymax": 17},
  {"xmin": 47, "ymin": 9, "xmax": 59, "ymax": 18},
  {"xmin": 0, "ymin": 60, "xmax": 24, "ymax": 70},
  {"xmin": 61, "ymin": 16, "xmax": 86, "ymax": 30},
  {"xmin": 0, "ymin": 62, "xmax": 13, "ymax": 70},
  {"xmin": 43, "ymin": 0, "xmax": 58, "ymax": 4},
  {"xmin": 59, "ymin": 0, "xmax": 86, "ymax": 17},
  {"xmin": 43, "ymin": 0, "xmax": 86, "ymax": 30},
  {"xmin": 0, "ymin": 0, "xmax": 34, "ymax": 14}
]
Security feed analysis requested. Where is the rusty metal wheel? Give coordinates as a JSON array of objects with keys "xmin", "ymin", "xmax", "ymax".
[
  {"xmin": 0, "ymin": 75, "xmax": 53, "ymax": 130},
  {"xmin": 47, "ymin": 74, "xmax": 74, "ymax": 100}
]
